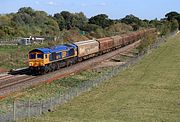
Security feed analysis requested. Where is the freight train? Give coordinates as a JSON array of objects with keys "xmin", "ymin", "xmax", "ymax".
[{"xmin": 28, "ymin": 28, "xmax": 156, "ymax": 74}]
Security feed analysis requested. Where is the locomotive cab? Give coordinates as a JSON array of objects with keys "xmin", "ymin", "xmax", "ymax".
[
  {"xmin": 28, "ymin": 48, "xmax": 50, "ymax": 73},
  {"xmin": 29, "ymin": 52, "xmax": 45, "ymax": 67}
]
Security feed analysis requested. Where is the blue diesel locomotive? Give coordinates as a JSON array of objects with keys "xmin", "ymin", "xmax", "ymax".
[{"xmin": 28, "ymin": 43, "xmax": 78, "ymax": 74}]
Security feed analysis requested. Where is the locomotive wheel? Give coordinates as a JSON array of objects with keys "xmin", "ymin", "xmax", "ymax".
[
  {"xmin": 44, "ymin": 65, "xmax": 49, "ymax": 73},
  {"xmin": 78, "ymin": 57, "xmax": 83, "ymax": 62}
]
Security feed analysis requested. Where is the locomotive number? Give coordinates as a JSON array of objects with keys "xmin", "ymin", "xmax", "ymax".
[{"xmin": 62, "ymin": 51, "xmax": 66, "ymax": 58}]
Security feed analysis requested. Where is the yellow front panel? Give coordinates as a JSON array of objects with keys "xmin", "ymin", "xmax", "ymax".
[
  {"xmin": 29, "ymin": 59, "xmax": 44, "ymax": 67},
  {"xmin": 28, "ymin": 53, "xmax": 50, "ymax": 67}
]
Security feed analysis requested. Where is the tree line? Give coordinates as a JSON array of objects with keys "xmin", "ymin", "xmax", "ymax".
[{"xmin": 0, "ymin": 7, "xmax": 179, "ymax": 39}]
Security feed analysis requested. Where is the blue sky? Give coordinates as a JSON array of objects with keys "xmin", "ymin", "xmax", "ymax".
[{"xmin": 0, "ymin": 0, "xmax": 180, "ymax": 20}]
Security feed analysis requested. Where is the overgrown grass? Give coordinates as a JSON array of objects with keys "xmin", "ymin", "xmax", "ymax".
[
  {"xmin": 0, "ymin": 43, "xmax": 49, "ymax": 69},
  {"xmin": 0, "ymin": 67, "xmax": 111, "ymax": 114},
  {"xmin": 22, "ymin": 34, "xmax": 180, "ymax": 122}
]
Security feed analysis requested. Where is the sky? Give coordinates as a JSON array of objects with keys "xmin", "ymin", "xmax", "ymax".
[{"xmin": 0, "ymin": 0, "xmax": 180, "ymax": 20}]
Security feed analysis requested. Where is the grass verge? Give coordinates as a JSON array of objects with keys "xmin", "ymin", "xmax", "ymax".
[
  {"xmin": 0, "ymin": 67, "xmax": 111, "ymax": 114},
  {"xmin": 0, "ymin": 42, "xmax": 52, "ymax": 70}
]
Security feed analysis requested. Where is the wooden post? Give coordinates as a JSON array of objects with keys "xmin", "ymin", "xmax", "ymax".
[
  {"xmin": 13, "ymin": 101, "xmax": 16, "ymax": 121},
  {"xmin": 39, "ymin": 101, "xmax": 42, "ymax": 115},
  {"xmin": 50, "ymin": 97, "xmax": 52, "ymax": 111},
  {"xmin": 28, "ymin": 98, "xmax": 31, "ymax": 118}
]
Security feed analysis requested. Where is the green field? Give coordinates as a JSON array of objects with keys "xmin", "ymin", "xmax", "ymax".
[{"xmin": 19, "ymin": 34, "xmax": 180, "ymax": 121}]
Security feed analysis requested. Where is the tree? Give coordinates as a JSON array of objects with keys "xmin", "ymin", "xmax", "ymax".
[
  {"xmin": 121, "ymin": 14, "xmax": 140, "ymax": 24},
  {"xmin": 54, "ymin": 11, "xmax": 88, "ymax": 30},
  {"xmin": 54, "ymin": 13, "xmax": 66, "ymax": 30},
  {"xmin": 0, "ymin": 25, "xmax": 15, "ymax": 37},
  {"xmin": 174, "ymin": 15, "xmax": 180, "ymax": 30},
  {"xmin": 107, "ymin": 23, "xmax": 133, "ymax": 35},
  {"xmin": 121, "ymin": 14, "xmax": 144, "ymax": 30},
  {"xmin": 0, "ymin": 15, "xmax": 12, "ymax": 26},
  {"xmin": 73, "ymin": 12, "xmax": 88, "ymax": 29},
  {"xmin": 81, "ymin": 23, "xmax": 101, "ymax": 32},
  {"xmin": 149, "ymin": 18, "xmax": 163, "ymax": 32},
  {"xmin": 89, "ymin": 14, "xmax": 112, "ymax": 28},
  {"xmin": 34, "ymin": 11, "xmax": 48, "ymax": 25},
  {"xmin": 60, "ymin": 11, "xmax": 74, "ymax": 29},
  {"xmin": 165, "ymin": 11, "xmax": 180, "ymax": 30},
  {"xmin": 165, "ymin": 11, "xmax": 179, "ymax": 21},
  {"xmin": 161, "ymin": 21, "xmax": 171, "ymax": 35},
  {"xmin": 12, "ymin": 7, "xmax": 35, "ymax": 26},
  {"xmin": 171, "ymin": 19, "xmax": 179, "ymax": 32},
  {"xmin": 11, "ymin": 14, "xmax": 25, "ymax": 25},
  {"xmin": 18, "ymin": 7, "xmax": 35, "ymax": 16}
]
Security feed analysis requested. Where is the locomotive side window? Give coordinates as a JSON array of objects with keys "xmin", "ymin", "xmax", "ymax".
[
  {"xmin": 52, "ymin": 52, "xmax": 56, "ymax": 60},
  {"xmin": 29, "ymin": 54, "xmax": 36, "ymax": 59},
  {"xmin": 69, "ymin": 48, "xmax": 75, "ymax": 56},
  {"xmin": 37, "ymin": 54, "xmax": 43, "ymax": 59},
  {"xmin": 57, "ymin": 52, "xmax": 62, "ymax": 59},
  {"xmin": 45, "ymin": 54, "xmax": 47, "ymax": 59}
]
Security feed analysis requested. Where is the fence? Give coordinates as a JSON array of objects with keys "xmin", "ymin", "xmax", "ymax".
[
  {"xmin": 0, "ymin": 38, "xmax": 21, "ymax": 46},
  {"xmin": 0, "ymin": 36, "xmax": 169, "ymax": 121}
]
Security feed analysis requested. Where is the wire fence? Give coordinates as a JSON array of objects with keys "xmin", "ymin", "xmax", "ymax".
[
  {"xmin": 0, "ymin": 35, "xmax": 171, "ymax": 122},
  {"xmin": 0, "ymin": 38, "xmax": 21, "ymax": 46}
]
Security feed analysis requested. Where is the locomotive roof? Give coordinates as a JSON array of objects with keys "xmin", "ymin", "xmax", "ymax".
[
  {"xmin": 29, "ymin": 48, "xmax": 50, "ymax": 54},
  {"xmin": 29, "ymin": 43, "xmax": 77, "ymax": 54}
]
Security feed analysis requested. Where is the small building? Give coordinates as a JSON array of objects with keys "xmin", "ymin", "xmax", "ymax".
[
  {"xmin": 18, "ymin": 38, "xmax": 31, "ymax": 45},
  {"xmin": 18, "ymin": 37, "xmax": 44, "ymax": 45}
]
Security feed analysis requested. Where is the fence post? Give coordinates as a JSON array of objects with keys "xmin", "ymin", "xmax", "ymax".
[
  {"xmin": 50, "ymin": 97, "xmax": 52, "ymax": 111},
  {"xmin": 58, "ymin": 94, "xmax": 61, "ymax": 104},
  {"xmin": 68, "ymin": 88, "xmax": 71, "ymax": 100},
  {"xmin": 76, "ymin": 85, "xmax": 79, "ymax": 96},
  {"xmin": 28, "ymin": 98, "xmax": 31, "ymax": 118},
  {"xmin": 13, "ymin": 101, "xmax": 16, "ymax": 121},
  {"xmin": 39, "ymin": 101, "xmax": 42, "ymax": 115}
]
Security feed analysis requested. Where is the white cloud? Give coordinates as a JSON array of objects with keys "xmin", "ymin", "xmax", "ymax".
[{"xmin": 47, "ymin": 1, "xmax": 55, "ymax": 6}]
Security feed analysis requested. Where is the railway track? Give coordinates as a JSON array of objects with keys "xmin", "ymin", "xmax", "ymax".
[
  {"xmin": 0, "ymin": 40, "xmax": 141, "ymax": 98},
  {"xmin": 0, "ymin": 75, "xmax": 36, "ymax": 89},
  {"xmin": 0, "ymin": 74, "xmax": 13, "ymax": 80}
]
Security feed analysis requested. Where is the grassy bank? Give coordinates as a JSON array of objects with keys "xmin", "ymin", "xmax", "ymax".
[
  {"xmin": 22, "ymin": 34, "xmax": 180, "ymax": 122},
  {"xmin": 0, "ymin": 44, "xmax": 47, "ymax": 69},
  {"xmin": 0, "ymin": 67, "xmax": 111, "ymax": 114}
]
